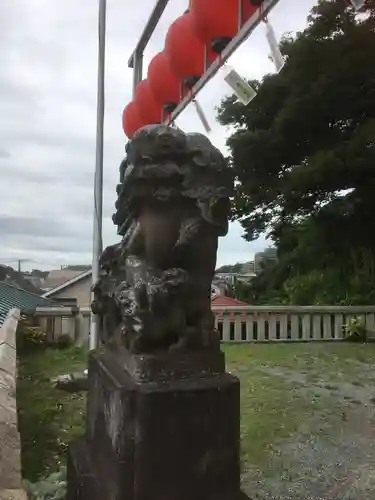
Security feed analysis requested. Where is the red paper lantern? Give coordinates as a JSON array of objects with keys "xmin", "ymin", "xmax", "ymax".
[
  {"xmin": 147, "ymin": 51, "xmax": 180, "ymax": 112},
  {"xmin": 122, "ymin": 101, "xmax": 144, "ymax": 139},
  {"xmin": 135, "ymin": 79, "xmax": 163, "ymax": 125},
  {"xmin": 165, "ymin": 11, "xmax": 216, "ymax": 89},
  {"xmin": 190, "ymin": 0, "xmax": 260, "ymax": 52}
]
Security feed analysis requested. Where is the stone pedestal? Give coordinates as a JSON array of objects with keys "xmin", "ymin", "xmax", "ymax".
[{"xmin": 66, "ymin": 349, "xmax": 249, "ymax": 500}]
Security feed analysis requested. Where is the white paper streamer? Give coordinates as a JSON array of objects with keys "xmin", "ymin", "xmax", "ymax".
[
  {"xmin": 264, "ymin": 18, "xmax": 285, "ymax": 73},
  {"xmin": 192, "ymin": 99, "xmax": 211, "ymax": 133},
  {"xmin": 223, "ymin": 67, "xmax": 257, "ymax": 106}
]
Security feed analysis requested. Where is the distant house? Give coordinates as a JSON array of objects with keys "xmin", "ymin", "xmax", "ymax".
[
  {"xmin": 41, "ymin": 268, "xmax": 90, "ymax": 293},
  {"xmin": 215, "ymin": 253, "xmax": 278, "ymax": 279},
  {"xmin": 211, "ymin": 295, "xmax": 249, "ymax": 327},
  {"xmin": 0, "ymin": 281, "xmax": 52, "ymax": 327},
  {"xmin": 215, "ymin": 270, "xmax": 256, "ymax": 286},
  {"xmin": 42, "ymin": 270, "xmax": 92, "ymax": 308},
  {"xmin": 211, "ymin": 295, "xmax": 248, "ymax": 308}
]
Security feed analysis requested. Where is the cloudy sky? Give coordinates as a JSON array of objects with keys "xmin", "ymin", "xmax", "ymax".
[{"xmin": 0, "ymin": 0, "xmax": 316, "ymax": 271}]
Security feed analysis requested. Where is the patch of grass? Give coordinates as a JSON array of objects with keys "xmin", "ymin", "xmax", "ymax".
[
  {"xmin": 238, "ymin": 376, "xmax": 326, "ymax": 467},
  {"xmin": 225, "ymin": 342, "xmax": 375, "ymax": 383},
  {"xmin": 223, "ymin": 347, "xmax": 331, "ymax": 468},
  {"xmin": 17, "ymin": 346, "xmax": 88, "ymax": 482},
  {"xmin": 222, "ymin": 343, "xmax": 375, "ymax": 471},
  {"xmin": 17, "ymin": 342, "xmax": 375, "ymax": 484}
]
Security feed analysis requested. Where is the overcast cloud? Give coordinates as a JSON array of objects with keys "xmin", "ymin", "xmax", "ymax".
[{"xmin": 0, "ymin": 0, "xmax": 316, "ymax": 271}]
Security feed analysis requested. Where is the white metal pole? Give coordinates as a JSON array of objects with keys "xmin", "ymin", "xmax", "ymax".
[{"xmin": 90, "ymin": 0, "xmax": 106, "ymax": 350}]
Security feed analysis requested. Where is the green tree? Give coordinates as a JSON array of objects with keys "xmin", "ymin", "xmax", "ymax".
[
  {"xmin": 218, "ymin": 0, "xmax": 375, "ymax": 243},
  {"xmin": 217, "ymin": 0, "xmax": 375, "ymax": 304}
]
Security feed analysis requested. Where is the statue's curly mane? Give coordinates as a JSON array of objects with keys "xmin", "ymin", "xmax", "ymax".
[{"xmin": 114, "ymin": 125, "xmax": 233, "ymax": 235}]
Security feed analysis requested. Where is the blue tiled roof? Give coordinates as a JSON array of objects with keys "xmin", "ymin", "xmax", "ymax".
[{"xmin": 0, "ymin": 281, "xmax": 52, "ymax": 326}]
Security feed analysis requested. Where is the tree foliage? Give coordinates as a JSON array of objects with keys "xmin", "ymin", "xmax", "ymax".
[{"xmin": 218, "ymin": 0, "xmax": 375, "ymax": 304}]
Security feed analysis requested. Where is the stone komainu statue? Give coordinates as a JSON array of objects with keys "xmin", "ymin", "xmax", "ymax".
[{"xmin": 92, "ymin": 125, "xmax": 234, "ymax": 354}]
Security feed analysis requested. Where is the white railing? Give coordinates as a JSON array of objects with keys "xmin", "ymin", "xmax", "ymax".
[
  {"xmin": 212, "ymin": 305, "xmax": 375, "ymax": 342},
  {"xmin": 34, "ymin": 305, "xmax": 375, "ymax": 344}
]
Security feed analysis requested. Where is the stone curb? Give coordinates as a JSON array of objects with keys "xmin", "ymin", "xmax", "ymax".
[
  {"xmin": 0, "ymin": 309, "xmax": 26, "ymax": 495},
  {"xmin": 0, "ymin": 310, "xmax": 20, "ymax": 348},
  {"xmin": 0, "ymin": 344, "xmax": 16, "ymax": 379}
]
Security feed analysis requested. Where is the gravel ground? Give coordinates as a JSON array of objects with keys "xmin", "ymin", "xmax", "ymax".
[{"xmin": 241, "ymin": 359, "xmax": 375, "ymax": 500}]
